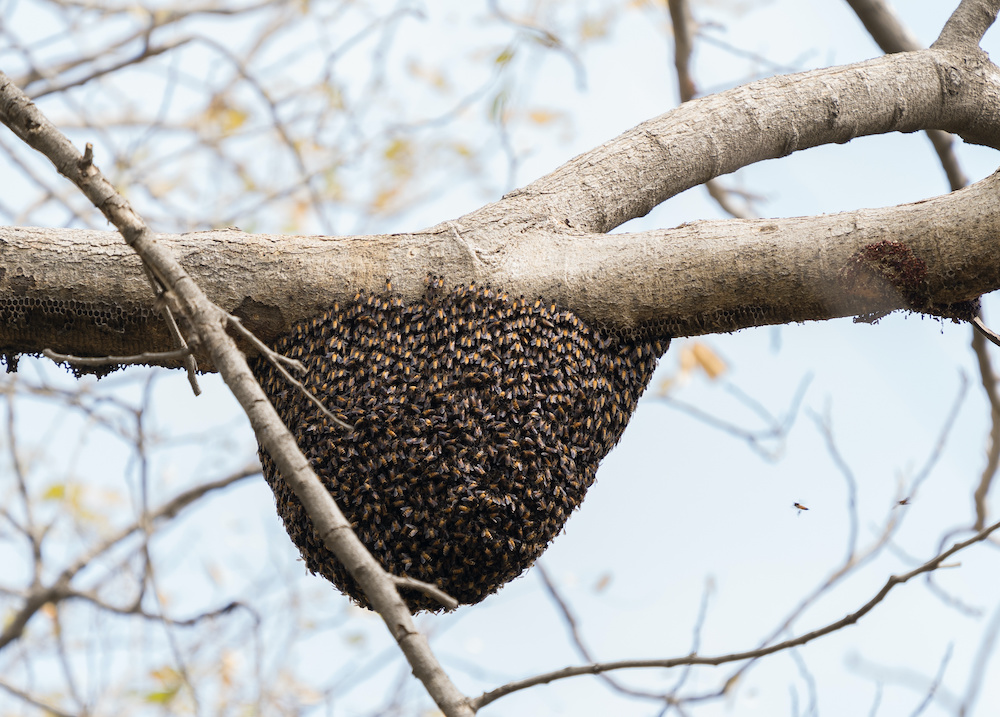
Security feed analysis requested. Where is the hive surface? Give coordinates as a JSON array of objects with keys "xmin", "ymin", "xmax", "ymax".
[{"xmin": 252, "ymin": 281, "xmax": 665, "ymax": 611}]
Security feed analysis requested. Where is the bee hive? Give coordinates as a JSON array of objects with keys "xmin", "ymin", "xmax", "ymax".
[{"xmin": 252, "ymin": 280, "xmax": 666, "ymax": 612}]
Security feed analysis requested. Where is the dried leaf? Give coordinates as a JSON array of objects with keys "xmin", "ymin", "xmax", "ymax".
[{"xmin": 691, "ymin": 341, "xmax": 727, "ymax": 379}]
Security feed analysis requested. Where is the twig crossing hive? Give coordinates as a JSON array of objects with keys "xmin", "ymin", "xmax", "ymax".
[{"xmin": 253, "ymin": 280, "xmax": 666, "ymax": 611}]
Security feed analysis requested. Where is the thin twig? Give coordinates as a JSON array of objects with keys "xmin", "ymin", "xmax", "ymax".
[
  {"xmin": 910, "ymin": 643, "xmax": 953, "ymax": 717},
  {"xmin": 537, "ymin": 564, "xmax": 666, "ymax": 702},
  {"xmin": 809, "ymin": 405, "xmax": 861, "ymax": 563},
  {"xmin": 971, "ymin": 320, "xmax": 1000, "ymax": 530},
  {"xmin": 973, "ymin": 315, "xmax": 1000, "ymax": 349},
  {"xmin": 42, "ymin": 347, "xmax": 192, "ymax": 368},
  {"xmin": 0, "ymin": 678, "xmax": 78, "ymax": 717},
  {"xmin": 0, "ymin": 466, "xmax": 259, "ymax": 650},
  {"xmin": 471, "ymin": 518, "xmax": 1000, "ymax": 710},
  {"xmin": 225, "ymin": 313, "xmax": 353, "ymax": 432},
  {"xmin": 150, "ymin": 282, "xmax": 202, "ymax": 395},
  {"xmin": 392, "ymin": 577, "xmax": 459, "ymax": 611},
  {"xmin": 0, "ymin": 67, "xmax": 472, "ymax": 717}
]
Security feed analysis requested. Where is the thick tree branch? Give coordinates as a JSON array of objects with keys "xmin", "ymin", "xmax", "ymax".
[
  {"xmin": 2, "ymin": 167, "xmax": 998, "ymax": 360},
  {"xmin": 934, "ymin": 0, "xmax": 1000, "ymax": 49},
  {"xmin": 457, "ymin": 45, "xmax": 1000, "ymax": 235}
]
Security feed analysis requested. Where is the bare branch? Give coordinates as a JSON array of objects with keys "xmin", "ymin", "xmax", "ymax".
[
  {"xmin": 0, "ymin": 70, "xmax": 473, "ymax": 717},
  {"xmin": 471, "ymin": 519, "xmax": 1000, "ymax": 710},
  {"xmin": 225, "ymin": 313, "xmax": 353, "ymax": 432},
  {"xmin": 958, "ymin": 598, "xmax": 1000, "ymax": 715},
  {"xmin": 972, "ymin": 321, "xmax": 1000, "ymax": 530},
  {"xmin": 2, "ymin": 160, "xmax": 1000, "ymax": 356},
  {"xmin": 457, "ymin": 44, "xmax": 1000, "ymax": 234},
  {"xmin": 0, "ymin": 677, "xmax": 78, "ymax": 717},
  {"xmin": 973, "ymin": 315, "xmax": 1000, "ymax": 349},
  {"xmin": 809, "ymin": 407, "xmax": 861, "ymax": 563},
  {"xmin": 667, "ymin": 0, "xmax": 754, "ymax": 219},
  {"xmin": 0, "ymin": 465, "xmax": 259, "ymax": 651},
  {"xmin": 911, "ymin": 643, "xmax": 954, "ymax": 717},
  {"xmin": 42, "ymin": 347, "xmax": 192, "ymax": 368},
  {"xmin": 845, "ymin": 0, "xmax": 924, "ymax": 53},
  {"xmin": 391, "ymin": 577, "xmax": 459, "ymax": 612},
  {"xmin": 934, "ymin": 0, "xmax": 1000, "ymax": 49},
  {"xmin": 843, "ymin": 0, "xmax": 971, "ymax": 190}
]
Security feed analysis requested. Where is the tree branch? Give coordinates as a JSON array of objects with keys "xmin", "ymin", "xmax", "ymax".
[
  {"xmin": 455, "ymin": 45, "xmax": 1000, "ymax": 235},
  {"xmin": 0, "ymin": 71, "xmax": 473, "ymax": 717},
  {"xmin": 0, "ymin": 465, "xmax": 258, "ymax": 651},
  {"xmin": 934, "ymin": 0, "xmax": 1000, "ymax": 49},
  {"xmin": 844, "ymin": 0, "xmax": 970, "ymax": 190},
  {"xmin": 2, "ymin": 165, "xmax": 998, "ymax": 360},
  {"xmin": 471, "ymin": 518, "xmax": 1000, "ymax": 711}
]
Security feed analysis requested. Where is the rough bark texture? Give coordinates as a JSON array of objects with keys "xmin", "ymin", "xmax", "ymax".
[{"xmin": 2, "ymin": 167, "xmax": 998, "ymax": 366}]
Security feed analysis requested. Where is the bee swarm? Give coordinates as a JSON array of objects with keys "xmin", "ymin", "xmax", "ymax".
[{"xmin": 252, "ymin": 280, "xmax": 666, "ymax": 612}]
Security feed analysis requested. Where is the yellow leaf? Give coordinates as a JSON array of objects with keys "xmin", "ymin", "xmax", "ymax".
[
  {"xmin": 580, "ymin": 17, "xmax": 610, "ymax": 41},
  {"xmin": 528, "ymin": 109, "xmax": 559, "ymax": 125},
  {"xmin": 495, "ymin": 46, "xmax": 516, "ymax": 66},
  {"xmin": 221, "ymin": 108, "xmax": 247, "ymax": 133},
  {"xmin": 370, "ymin": 186, "xmax": 401, "ymax": 214},
  {"xmin": 144, "ymin": 689, "xmax": 178, "ymax": 704},
  {"xmin": 383, "ymin": 137, "xmax": 410, "ymax": 162},
  {"xmin": 691, "ymin": 342, "xmax": 727, "ymax": 379},
  {"xmin": 42, "ymin": 483, "xmax": 65, "ymax": 500},
  {"xmin": 343, "ymin": 632, "xmax": 366, "ymax": 647},
  {"xmin": 593, "ymin": 572, "xmax": 613, "ymax": 593},
  {"xmin": 407, "ymin": 60, "xmax": 449, "ymax": 91}
]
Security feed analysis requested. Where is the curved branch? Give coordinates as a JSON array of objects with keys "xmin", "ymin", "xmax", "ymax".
[
  {"xmin": 934, "ymin": 0, "xmax": 1000, "ymax": 49},
  {"xmin": 844, "ymin": 0, "xmax": 970, "ymax": 190},
  {"xmin": 455, "ymin": 45, "xmax": 1000, "ymax": 234}
]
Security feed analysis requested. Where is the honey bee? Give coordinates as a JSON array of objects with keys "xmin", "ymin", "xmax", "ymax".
[{"xmin": 251, "ymin": 278, "xmax": 665, "ymax": 613}]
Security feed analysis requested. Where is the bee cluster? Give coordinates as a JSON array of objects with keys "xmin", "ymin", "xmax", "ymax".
[{"xmin": 252, "ymin": 279, "xmax": 666, "ymax": 612}]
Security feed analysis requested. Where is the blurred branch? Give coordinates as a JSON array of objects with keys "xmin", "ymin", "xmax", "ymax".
[
  {"xmin": 28, "ymin": 37, "xmax": 194, "ymax": 101},
  {"xmin": 972, "ymin": 321, "xmax": 1000, "ymax": 530},
  {"xmin": 847, "ymin": 0, "xmax": 997, "ymax": 537},
  {"xmin": 844, "ymin": 0, "xmax": 969, "ymax": 191},
  {"xmin": 709, "ymin": 374, "xmax": 967, "ymax": 694},
  {"xmin": 911, "ymin": 643, "xmax": 955, "ymax": 717},
  {"xmin": 667, "ymin": 0, "xmax": 755, "ymax": 219},
  {"xmin": 653, "ymin": 374, "xmax": 811, "ymax": 461},
  {"xmin": 809, "ymin": 406, "xmax": 861, "ymax": 563},
  {"xmin": 0, "ymin": 464, "xmax": 259, "ymax": 650},
  {"xmin": 537, "ymin": 564, "xmax": 665, "ymax": 703},
  {"xmin": 959, "ymin": 598, "xmax": 1000, "ymax": 715},
  {"xmin": 0, "ymin": 677, "xmax": 78, "ymax": 717}
]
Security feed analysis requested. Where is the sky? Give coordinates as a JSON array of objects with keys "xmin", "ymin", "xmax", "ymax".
[{"xmin": 1, "ymin": 1, "xmax": 999, "ymax": 716}]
